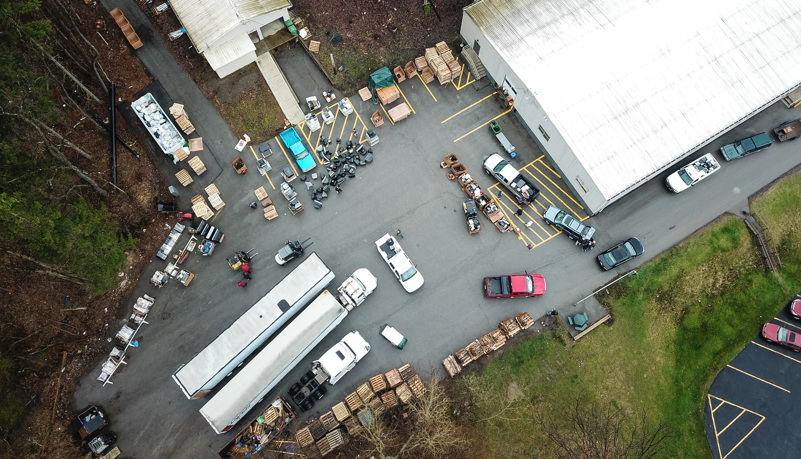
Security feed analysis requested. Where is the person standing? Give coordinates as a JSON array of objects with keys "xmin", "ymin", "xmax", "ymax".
[
  {"xmin": 396, "ymin": 229, "xmax": 404, "ymax": 238},
  {"xmin": 238, "ymin": 280, "xmax": 247, "ymax": 288},
  {"xmin": 243, "ymin": 271, "xmax": 252, "ymax": 280}
]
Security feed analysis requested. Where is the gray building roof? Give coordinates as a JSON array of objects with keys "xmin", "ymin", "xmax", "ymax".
[
  {"xmin": 170, "ymin": 0, "xmax": 290, "ymax": 53},
  {"xmin": 466, "ymin": 0, "xmax": 801, "ymax": 199}
]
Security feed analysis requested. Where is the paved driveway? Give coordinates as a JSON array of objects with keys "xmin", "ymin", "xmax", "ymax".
[{"xmin": 75, "ymin": 18, "xmax": 801, "ymax": 458}]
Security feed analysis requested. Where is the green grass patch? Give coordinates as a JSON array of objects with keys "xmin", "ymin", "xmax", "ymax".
[
  {"xmin": 217, "ymin": 70, "xmax": 285, "ymax": 144},
  {"xmin": 461, "ymin": 170, "xmax": 801, "ymax": 458}
]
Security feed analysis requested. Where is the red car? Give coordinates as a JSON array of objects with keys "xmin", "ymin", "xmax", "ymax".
[
  {"xmin": 789, "ymin": 299, "xmax": 801, "ymax": 320},
  {"xmin": 762, "ymin": 323, "xmax": 801, "ymax": 352},
  {"xmin": 484, "ymin": 274, "xmax": 546, "ymax": 298}
]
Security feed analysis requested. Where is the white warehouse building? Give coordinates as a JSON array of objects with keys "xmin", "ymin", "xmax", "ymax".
[{"xmin": 460, "ymin": 0, "xmax": 801, "ymax": 214}]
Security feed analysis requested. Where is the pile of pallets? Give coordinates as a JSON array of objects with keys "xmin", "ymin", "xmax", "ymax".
[
  {"xmin": 442, "ymin": 312, "xmax": 535, "ymax": 378},
  {"xmin": 423, "ymin": 41, "xmax": 458, "ymax": 84}
]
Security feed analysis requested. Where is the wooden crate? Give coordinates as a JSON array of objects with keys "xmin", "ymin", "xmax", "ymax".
[
  {"xmin": 345, "ymin": 391, "xmax": 362, "ymax": 412},
  {"xmin": 455, "ymin": 347, "xmax": 473, "ymax": 366},
  {"xmin": 343, "ymin": 415, "xmax": 362, "ymax": 435},
  {"xmin": 188, "ymin": 156, "xmax": 206, "ymax": 175},
  {"xmin": 415, "ymin": 56, "xmax": 427, "ymax": 71},
  {"xmin": 332, "ymin": 402, "xmax": 351, "ymax": 422},
  {"xmin": 404, "ymin": 61, "xmax": 417, "ymax": 79},
  {"xmin": 370, "ymin": 374, "xmax": 387, "ymax": 393},
  {"xmin": 421, "ymin": 66, "xmax": 434, "ymax": 84},
  {"xmin": 357, "ymin": 383, "xmax": 375, "ymax": 403},
  {"xmin": 393, "ymin": 66, "xmax": 406, "ymax": 83},
  {"xmin": 396, "ymin": 383, "xmax": 413, "ymax": 404},
  {"xmin": 442, "ymin": 354, "xmax": 462, "ymax": 378},
  {"xmin": 429, "ymin": 55, "xmax": 445, "ymax": 71},
  {"xmin": 425, "ymin": 47, "xmax": 438, "ymax": 66},
  {"xmin": 368, "ymin": 396, "xmax": 385, "ymax": 416},
  {"xmin": 358, "ymin": 86, "xmax": 372, "ymax": 102},
  {"xmin": 407, "ymin": 374, "xmax": 426, "ymax": 398},
  {"xmin": 440, "ymin": 50, "xmax": 454, "ymax": 63},
  {"xmin": 381, "ymin": 390, "xmax": 399, "ymax": 408},
  {"xmin": 385, "ymin": 368, "xmax": 403, "ymax": 388},
  {"xmin": 188, "ymin": 137, "xmax": 203, "ymax": 151},
  {"xmin": 447, "ymin": 59, "xmax": 461, "ymax": 78},
  {"xmin": 387, "ymin": 103, "xmax": 412, "ymax": 123},
  {"xmin": 317, "ymin": 428, "xmax": 346, "ymax": 456},
  {"xmin": 295, "ymin": 426, "xmax": 314, "ymax": 447},
  {"xmin": 500, "ymin": 316, "xmax": 521, "ymax": 338},
  {"xmin": 489, "ymin": 328, "xmax": 507, "ymax": 350},
  {"xmin": 309, "ymin": 40, "xmax": 320, "ymax": 53},
  {"xmin": 516, "ymin": 312, "xmax": 534, "ymax": 330},
  {"xmin": 175, "ymin": 169, "xmax": 193, "ymax": 186},
  {"xmin": 435, "ymin": 41, "xmax": 449, "ymax": 54},
  {"xmin": 399, "ymin": 363, "xmax": 415, "ymax": 381},
  {"xmin": 320, "ymin": 411, "xmax": 339, "ymax": 432},
  {"xmin": 376, "ymin": 86, "xmax": 399, "ymax": 105}
]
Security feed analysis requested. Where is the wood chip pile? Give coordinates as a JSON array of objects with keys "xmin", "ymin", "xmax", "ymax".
[{"xmin": 442, "ymin": 312, "xmax": 535, "ymax": 378}]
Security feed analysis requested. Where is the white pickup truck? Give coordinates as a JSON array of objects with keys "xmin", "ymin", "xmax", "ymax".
[{"xmin": 665, "ymin": 153, "xmax": 721, "ymax": 193}]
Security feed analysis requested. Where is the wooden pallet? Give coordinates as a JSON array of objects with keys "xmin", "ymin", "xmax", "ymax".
[
  {"xmin": 317, "ymin": 428, "xmax": 346, "ymax": 456},
  {"xmin": 415, "ymin": 56, "xmax": 428, "ymax": 71},
  {"xmin": 332, "ymin": 402, "xmax": 351, "ymax": 422},
  {"xmin": 343, "ymin": 415, "xmax": 362, "ymax": 435},
  {"xmin": 407, "ymin": 374, "xmax": 426, "ymax": 398},
  {"xmin": 309, "ymin": 419, "xmax": 327, "ymax": 441},
  {"xmin": 500, "ymin": 316, "xmax": 521, "ymax": 338},
  {"xmin": 345, "ymin": 391, "xmax": 362, "ymax": 412},
  {"xmin": 309, "ymin": 40, "xmax": 320, "ymax": 53},
  {"xmin": 254, "ymin": 186, "xmax": 268, "ymax": 201},
  {"xmin": 399, "ymin": 363, "xmax": 415, "ymax": 381},
  {"xmin": 385, "ymin": 368, "xmax": 402, "ymax": 388},
  {"xmin": 205, "ymin": 183, "xmax": 219, "ymax": 197},
  {"xmin": 395, "ymin": 383, "xmax": 413, "ymax": 404},
  {"xmin": 190, "ymin": 195, "xmax": 214, "ymax": 221},
  {"xmin": 435, "ymin": 41, "xmax": 449, "ymax": 54},
  {"xmin": 370, "ymin": 374, "xmax": 387, "ymax": 393},
  {"xmin": 295, "ymin": 426, "xmax": 314, "ymax": 447},
  {"xmin": 489, "ymin": 328, "xmax": 507, "ymax": 350},
  {"xmin": 357, "ymin": 383, "xmax": 375, "ymax": 403},
  {"xmin": 425, "ymin": 47, "xmax": 438, "ymax": 66},
  {"xmin": 320, "ymin": 411, "xmax": 339, "ymax": 432},
  {"xmin": 175, "ymin": 114, "xmax": 195, "ymax": 134},
  {"xmin": 448, "ymin": 59, "xmax": 461, "ymax": 78},
  {"xmin": 516, "ymin": 312, "xmax": 534, "ymax": 330},
  {"xmin": 188, "ymin": 156, "xmax": 206, "ymax": 175},
  {"xmin": 440, "ymin": 50, "xmax": 454, "ymax": 62},
  {"xmin": 358, "ymin": 87, "xmax": 372, "ymax": 102},
  {"xmin": 442, "ymin": 354, "xmax": 462, "ymax": 378},
  {"xmin": 381, "ymin": 390, "xmax": 399, "ymax": 408},
  {"xmin": 368, "ymin": 396, "xmax": 385, "ymax": 416},
  {"xmin": 173, "ymin": 146, "xmax": 188, "ymax": 161},
  {"xmin": 455, "ymin": 347, "xmax": 473, "ymax": 366},
  {"xmin": 188, "ymin": 137, "xmax": 203, "ymax": 151},
  {"xmin": 175, "ymin": 169, "xmax": 193, "ymax": 186}
]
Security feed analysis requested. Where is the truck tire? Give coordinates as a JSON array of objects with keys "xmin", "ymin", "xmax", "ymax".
[
  {"xmin": 300, "ymin": 371, "xmax": 315, "ymax": 385},
  {"xmin": 312, "ymin": 385, "xmax": 327, "ymax": 400},
  {"xmin": 288, "ymin": 382, "xmax": 302, "ymax": 397},
  {"xmin": 300, "ymin": 398, "xmax": 314, "ymax": 412}
]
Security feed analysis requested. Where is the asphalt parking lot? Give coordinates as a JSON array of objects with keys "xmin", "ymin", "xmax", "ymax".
[
  {"xmin": 705, "ymin": 294, "xmax": 801, "ymax": 459},
  {"xmin": 76, "ymin": 36, "xmax": 801, "ymax": 457}
]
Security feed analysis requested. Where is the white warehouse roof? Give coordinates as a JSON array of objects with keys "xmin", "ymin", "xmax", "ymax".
[
  {"xmin": 466, "ymin": 0, "xmax": 801, "ymax": 199},
  {"xmin": 170, "ymin": 0, "xmax": 290, "ymax": 53}
]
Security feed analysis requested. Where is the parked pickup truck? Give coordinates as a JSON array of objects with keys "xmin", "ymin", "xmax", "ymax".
[
  {"xmin": 774, "ymin": 120, "xmax": 801, "ymax": 142},
  {"xmin": 483, "ymin": 153, "xmax": 540, "ymax": 204},
  {"xmin": 279, "ymin": 127, "xmax": 316, "ymax": 172},
  {"xmin": 484, "ymin": 274, "xmax": 546, "ymax": 298},
  {"xmin": 720, "ymin": 132, "xmax": 772, "ymax": 161},
  {"xmin": 665, "ymin": 153, "xmax": 720, "ymax": 193}
]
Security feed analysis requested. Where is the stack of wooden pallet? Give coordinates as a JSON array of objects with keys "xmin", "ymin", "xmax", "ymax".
[
  {"xmin": 169, "ymin": 103, "xmax": 195, "ymax": 135},
  {"xmin": 205, "ymin": 183, "xmax": 224, "ymax": 210}
]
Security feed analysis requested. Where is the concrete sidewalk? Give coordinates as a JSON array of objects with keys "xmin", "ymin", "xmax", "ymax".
[{"xmin": 255, "ymin": 51, "xmax": 305, "ymax": 125}]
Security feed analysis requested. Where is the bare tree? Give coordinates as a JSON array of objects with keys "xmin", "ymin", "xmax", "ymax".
[{"xmin": 539, "ymin": 399, "xmax": 672, "ymax": 459}]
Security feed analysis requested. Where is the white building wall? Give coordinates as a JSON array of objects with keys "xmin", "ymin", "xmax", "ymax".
[
  {"xmin": 207, "ymin": 9, "xmax": 290, "ymax": 51},
  {"xmin": 213, "ymin": 51, "xmax": 258, "ymax": 79},
  {"xmin": 460, "ymin": 12, "xmax": 607, "ymax": 214}
]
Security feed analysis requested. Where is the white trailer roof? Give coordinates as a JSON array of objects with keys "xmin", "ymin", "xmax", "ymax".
[
  {"xmin": 173, "ymin": 253, "xmax": 332, "ymax": 397},
  {"xmin": 466, "ymin": 0, "xmax": 801, "ymax": 199},
  {"xmin": 200, "ymin": 291, "xmax": 345, "ymax": 433}
]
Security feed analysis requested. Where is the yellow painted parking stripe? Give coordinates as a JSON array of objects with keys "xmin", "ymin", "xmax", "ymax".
[
  {"xmin": 536, "ymin": 157, "xmax": 561, "ymax": 178},
  {"xmin": 711, "ymin": 398, "xmax": 725, "ymax": 413},
  {"xmin": 442, "ymin": 92, "xmax": 496, "ymax": 124},
  {"xmin": 457, "ymin": 64, "xmax": 464, "ymax": 87},
  {"xmin": 726, "ymin": 365, "xmax": 790, "ymax": 393},
  {"xmin": 773, "ymin": 317, "xmax": 801, "ymax": 331},
  {"xmin": 708, "ymin": 394, "xmax": 766, "ymax": 459},
  {"xmin": 416, "ymin": 72, "xmax": 437, "ymax": 102},
  {"xmin": 395, "ymin": 83, "xmax": 415, "ymax": 114},
  {"xmin": 496, "ymin": 198, "xmax": 544, "ymax": 244},
  {"xmin": 381, "ymin": 103, "xmax": 394, "ymax": 125},
  {"xmin": 527, "ymin": 164, "xmax": 579, "ymax": 216},
  {"xmin": 249, "ymin": 145, "xmax": 275, "ymax": 189},
  {"xmin": 530, "ymin": 161, "xmax": 584, "ymax": 210},
  {"xmin": 453, "ymin": 109, "xmax": 512, "ymax": 143},
  {"xmin": 276, "ymin": 136, "xmax": 298, "ymax": 177},
  {"xmin": 751, "ymin": 341, "xmax": 801, "ymax": 364},
  {"xmin": 492, "ymin": 186, "xmax": 551, "ymax": 240},
  {"xmin": 717, "ymin": 410, "xmax": 745, "ymax": 436},
  {"xmin": 348, "ymin": 116, "xmax": 359, "ymax": 141}
]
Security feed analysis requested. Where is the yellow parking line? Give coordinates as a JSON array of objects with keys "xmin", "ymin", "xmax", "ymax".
[
  {"xmin": 348, "ymin": 116, "xmax": 359, "ymax": 141},
  {"xmin": 457, "ymin": 64, "xmax": 464, "ymax": 87},
  {"xmin": 276, "ymin": 136, "xmax": 298, "ymax": 177},
  {"xmin": 337, "ymin": 114, "xmax": 348, "ymax": 142},
  {"xmin": 536, "ymin": 157, "xmax": 561, "ymax": 178},
  {"xmin": 751, "ymin": 341, "xmax": 801, "ymax": 364},
  {"xmin": 381, "ymin": 104, "xmax": 395, "ymax": 125},
  {"xmin": 496, "ymin": 199, "xmax": 544, "ymax": 244},
  {"xmin": 463, "ymin": 70, "xmax": 475, "ymax": 87},
  {"xmin": 529, "ymin": 161, "xmax": 584, "ymax": 210},
  {"xmin": 416, "ymin": 73, "xmax": 437, "ymax": 102},
  {"xmin": 527, "ymin": 164, "xmax": 579, "ymax": 215},
  {"xmin": 248, "ymin": 146, "xmax": 275, "ymax": 190},
  {"xmin": 442, "ymin": 92, "xmax": 497, "ymax": 124},
  {"xmin": 717, "ymin": 410, "xmax": 745, "ymax": 436},
  {"xmin": 454, "ymin": 109, "xmax": 512, "ymax": 143},
  {"xmin": 773, "ymin": 318, "xmax": 801, "ymax": 330},
  {"xmin": 396, "ymin": 83, "xmax": 415, "ymax": 114},
  {"xmin": 726, "ymin": 365, "xmax": 789, "ymax": 393},
  {"xmin": 708, "ymin": 394, "xmax": 765, "ymax": 459},
  {"xmin": 491, "ymin": 185, "xmax": 551, "ymax": 239}
]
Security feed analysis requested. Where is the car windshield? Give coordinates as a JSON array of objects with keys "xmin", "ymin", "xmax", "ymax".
[
  {"xmin": 493, "ymin": 160, "xmax": 508, "ymax": 173},
  {"xmin": 400, "ymin": 267, "xmax": 418, "ymax": 282},
  {"xmin": 525, "ymin": 276, "xmax": 533, "ymax": 293},
  {"xmin": 296, "ymin": 151, "xmax": 308, "ymax": 160},
  {"xmin": 623, "ymin": 242, "xmax": 636, "ymax": 256},
  {"xmin": 678, "ymin": 170, "xmax": 693, "ymax": 185},
  {"xmin": 777, "ymin": 327, "xmax": 790, "ymax": 342},
  {"xmin": 602, "ymin": 252, "xmax": 618, "ymax": 265}
]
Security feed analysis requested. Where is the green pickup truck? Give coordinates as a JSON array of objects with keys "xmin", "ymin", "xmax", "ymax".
[{"xmin": 720, "ymin": 132, "xmax": 772, "ymax": 161}]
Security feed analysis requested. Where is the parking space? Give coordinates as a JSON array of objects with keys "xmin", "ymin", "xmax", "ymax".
[{"xmin": 705, "ymin": 294, "xmax": 801, "ymax": 458}]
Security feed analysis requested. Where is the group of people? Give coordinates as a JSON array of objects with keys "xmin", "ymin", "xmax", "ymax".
[
  {"xmin": 577, "ymin": 239, "xmax": 597, "ymax": 251},
  {"xmin": 237, "ymin": 262, "xmax": 252, "ymax": 288}
]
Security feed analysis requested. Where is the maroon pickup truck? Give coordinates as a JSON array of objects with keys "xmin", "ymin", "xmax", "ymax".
[{"xmin": 484, "ymin": 274, "xmax": 546, "ymax": 298}]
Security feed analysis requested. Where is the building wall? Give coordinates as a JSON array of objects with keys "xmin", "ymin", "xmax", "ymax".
[
  {"xmin": 214, "ymin": 51, "xmax": 258, "ymax": 79},
  {"xmin": 460, "ymin": 11, "xmax": 609, "ymax": 215},
  {"xmin": 208, "ymin": 9, "xmax": 289, "ymax": 51}
]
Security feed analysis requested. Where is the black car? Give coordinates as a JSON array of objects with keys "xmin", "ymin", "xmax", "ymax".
[
  {"xmin": 157, "ymin": 202, "xmax": 178, "ymax": 212},
  {"xmin": 598, "ymin": 237, "xmax": 643, "ymax": 270}
]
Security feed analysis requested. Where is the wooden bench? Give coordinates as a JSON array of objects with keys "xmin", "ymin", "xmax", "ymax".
[
  {"xmin": 175, "ymin": 169, "xmax": 193, "ymax": 186},
  {"xmin": 188, "ymin": 156, "xmax": 206, "ymax": 175}
]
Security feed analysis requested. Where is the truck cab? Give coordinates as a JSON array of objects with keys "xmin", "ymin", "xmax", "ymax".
[
  {"xmin": 313, "ymin": 331, "xmax": 371, "ymax": 385},
  {"xmin": 483, "ymin": 153, "xmax": 540, "ymax": 203}
]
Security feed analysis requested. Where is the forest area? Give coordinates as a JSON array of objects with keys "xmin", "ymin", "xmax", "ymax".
[{"xmin": 0, "ymin": 0, "xmax": 170, "ymax": 455}]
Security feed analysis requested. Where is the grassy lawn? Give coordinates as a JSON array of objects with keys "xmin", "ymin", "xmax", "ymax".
[
  {"xmin": 216, "ymin": 67, "xmax": 286, "ymax": 144},
  {"xmin": 458, "ymin": 170, "xmax": 801, "ymax": 458}
]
